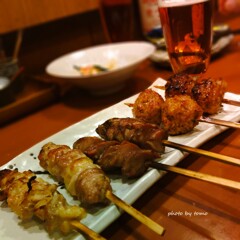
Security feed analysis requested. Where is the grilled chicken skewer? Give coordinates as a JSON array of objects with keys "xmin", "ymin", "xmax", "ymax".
[
  {"xmin": 96, "ymin": 118, "xmax": 240, "ymax": 166},
  {"xmin": 73, "ymin": 136, "xmax": 240, "ymax": 190},
  {"xmin": 38, "ymin": 142, "xmax": 165, "ymax": 236},
  {"xmin": 0, "ymin": 169, "xmax": 107, "ymax": 239}
]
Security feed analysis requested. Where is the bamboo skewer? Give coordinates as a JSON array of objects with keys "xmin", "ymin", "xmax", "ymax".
[
  {"xmin": 223, "ymin": 98, "xmax": 240, "ymax": 107},
  {"xmin": 199, "ymin": 117, "xmax": 240, "ymax": 129},
  {"xmin": 71, "ymin": 221, "xmax": 107, "ymax": 240},
  {"xmin": 150, "ymin": 162, "xmax": 240, "ymax": 190},
  {"xmin": 105, "ymin": 191, "xmax": 165, "ymax": 236},
  {"xmin": 162, "ymin": 140, "xmax": 240, "ymax": 166}
]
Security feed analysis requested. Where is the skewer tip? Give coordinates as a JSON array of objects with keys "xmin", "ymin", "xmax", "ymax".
[{"xmin": 105, "ymin": 190, "xmax": 165, "ymax": 236}]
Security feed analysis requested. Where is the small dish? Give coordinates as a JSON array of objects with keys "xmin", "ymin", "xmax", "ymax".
[{"xmin": 46, "ymin": 42, "xmax": 156, "ymax": 95}]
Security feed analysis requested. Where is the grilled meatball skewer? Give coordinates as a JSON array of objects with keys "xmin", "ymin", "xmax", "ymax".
[
  {"xmin": 127, "ymin": 88, "xmax": 164, "ymax": 125},
  {"xmin": 165, "ymin": 73, "xmax": 228, "ymax": 115},
  {"xmin": 129, "ymin": 88, "xmax": 239, "ymax": 135},
  {"xmin": 161, "ymin": 95, "xmax": 203, "ymax": 135},
  {"xmin": 73, "ymin": 136, "xmax": 160, "ymax": 178},
  {"xmin": 128, "ymin": 88, "xmax": 203, "ymax": 135}
]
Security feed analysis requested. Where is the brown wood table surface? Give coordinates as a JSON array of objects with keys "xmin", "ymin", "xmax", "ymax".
[{"xmin": 0, "ymin": 14, "xmax": 239, "ymax": 240}]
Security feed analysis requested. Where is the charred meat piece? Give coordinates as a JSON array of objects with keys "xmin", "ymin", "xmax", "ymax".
[
  {"xmin": 192, "ymin": 77, "xmax": 227, "ymax": 115},
  {"xmin": 73, "ymin": 136, "xmax": 160, "ymax": 178},
  {"xmin": 0, "ymin": 169, "xmax": 86, "ymax": 234},
  {"xmin": 98, "ymin": 141, "xmax": 158, "ymax": 178},
  {"xmin": 131, "ymin": 89, "xmax": 164, "ymax": 125},
  {"xmin": 165, "ymin": 73, "xmax": 196, "ymax": 98},
  {"xmin": 38, "ymin": 142, "xmax": 112, "ymax": 206},
  {"xmin": 161, "ymin": 95, "xmax": 203, "ymax": 135},
  {"xmin": 96, "ymin": 117, "xmax": 168, "ymax": 153}
]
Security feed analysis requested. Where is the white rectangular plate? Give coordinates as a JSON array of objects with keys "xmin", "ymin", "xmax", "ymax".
[{"xmin": 0, "ymin": 78, "xmax": 240, "ymax": 240}]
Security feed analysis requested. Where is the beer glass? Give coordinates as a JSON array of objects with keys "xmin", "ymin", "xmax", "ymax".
[
  {"xmin": 158, "ymin": 0, "xmax": 214, "ymax": 74},
  {"xmin": 99, "ymin": 0, "xmax": 134, "ymax": 43}
]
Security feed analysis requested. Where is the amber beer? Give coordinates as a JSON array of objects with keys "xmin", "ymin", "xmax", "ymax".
[
  {"xmin": 158, "ymin": 0, "xmax": 213, "ymax": 74},
  {"xmin": 100, "ymin": 0, "xmax": 133, "ymax": 42}
]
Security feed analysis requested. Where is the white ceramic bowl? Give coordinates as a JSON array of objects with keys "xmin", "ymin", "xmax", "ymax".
[{"xmin": 46, "ymin": 41, "xmax": 156, "ymax": 95}]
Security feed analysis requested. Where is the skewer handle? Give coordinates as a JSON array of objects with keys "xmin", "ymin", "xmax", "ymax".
[
  {"xmin": 150, "ymin": 162, "xmax": 240, "ymax": 190},
  {"xmin": 71, "ymin": 221, "xmax": 107, "ymax": 240},
  {"xmin": 162, "ymin": 140, "xmax": 240, "ymax": 166},
  {"xmin": 223, "ymin": 98, "xmax": 240, "ymax": 107},
  {"xmin": 105, "ymin": 191, "xmax": 165, "ymax": 236},
  {"xmin": 200, "ymin": 117, "xmax": 240, "ymax": 129}
]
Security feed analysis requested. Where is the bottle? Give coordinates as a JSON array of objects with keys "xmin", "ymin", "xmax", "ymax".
[{"xmin": 138, "ymin": 0, "xmax": 161, "ymax": 36}]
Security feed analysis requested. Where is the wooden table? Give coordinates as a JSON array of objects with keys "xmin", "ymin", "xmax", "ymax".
[{"xmin": 0, "ymin": 15, "xmax": 239, "ymax": 240}]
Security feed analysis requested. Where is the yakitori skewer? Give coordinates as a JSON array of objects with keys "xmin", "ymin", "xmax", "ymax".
[
  {"xmin": 38, "ymin": 142, "xmax": 165, "ymax": 236},
  {"xmin": 157, "ymin": 84, "xmax": 240, "ymax": 107},
  {"xmin": 0, "ymin": 169, "xmax": 106, "ymax": 240},
  {"xmin": 73, "ymin": 136, "xmax": 159, "ymax": 178},
  {"xmin": 126, "ymin": 88, "xmax": 240, "ymax": 135},
  {"xmin": 96, "ymin": 118, "xmax": 240, "ymax": 166},
  {"xmin": 157, "ymin": 73, "xmax": 240, "ymax": 111},
  {"xmin": 73, "ymin": 136, "xmax": 240, "ymax": 190}
]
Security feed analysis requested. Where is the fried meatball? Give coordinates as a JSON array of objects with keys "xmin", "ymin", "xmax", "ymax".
[
  {"xmin": 132, "ymin": 89, "xmax": 164, "ymax": 124},
  {"xmin": 161, "ymin": 95, "xmax": 203, "ymax": 135},
  {"xmin": 192, "ymin": 77, "xmax": 227, "ymax": 115}
]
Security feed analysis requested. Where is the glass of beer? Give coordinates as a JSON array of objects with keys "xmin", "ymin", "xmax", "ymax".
[
  {"xmin": 158, "ymin": 0, "xmax": 214, "ymax": 74},
  {"xmin": 99, "ymin": 0, "xmax": 134, "ymax": 43}
]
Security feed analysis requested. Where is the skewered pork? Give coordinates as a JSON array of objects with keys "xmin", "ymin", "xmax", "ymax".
[
  {"xmin": 165, "ymin": 74, "xmax": 227, "ymax": 114},
  {"xmin": 73, "ymin": 136, "xmax": 160, "ymax": 178},
  {"xmin": 38, "ymin": 142, "xmax": 112, "ymax": 206},
  {"xmin": 0, "ymin": 169, "xmax": 86, "ymax": 234},
  {"xmin": 96, "ymin": 117, "xmax": 168, "ymax": 153}
]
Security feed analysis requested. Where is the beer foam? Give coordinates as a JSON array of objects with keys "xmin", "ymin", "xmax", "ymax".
[{"xmin": 158, "ymin": 0, "xmax": 208, "ymax": 7}]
